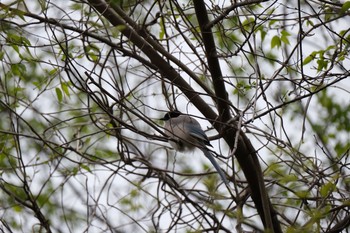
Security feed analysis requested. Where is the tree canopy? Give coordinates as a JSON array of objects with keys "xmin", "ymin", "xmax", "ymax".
[{"xmin": 0, "ymin": 0, "xmax": 350, "ymax": 232}]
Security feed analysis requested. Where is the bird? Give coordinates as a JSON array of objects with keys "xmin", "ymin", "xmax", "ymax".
[{"xmin": 160, "ymin": 110, "xmax": 228, "ymax": 184}]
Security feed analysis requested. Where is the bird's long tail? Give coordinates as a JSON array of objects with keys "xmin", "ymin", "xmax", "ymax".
[{"xmin": 200, "ymin": 148, "xmax": 229, "ymax": 184}]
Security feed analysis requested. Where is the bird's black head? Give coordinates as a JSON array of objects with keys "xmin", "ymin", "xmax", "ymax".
[{"xmin": 160, "ymin": 110, "xmax": 182, "ymax": 121}]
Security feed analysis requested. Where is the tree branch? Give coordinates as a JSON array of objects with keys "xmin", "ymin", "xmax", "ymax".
[
  {"xmin": 193, "ymin": 1, "xmax": 281, "ymax": 232},
  {"xmin": 205, "ymin": 0, "xmax": 270, "ymax": 29},
  {"xmin": 87, "ymin": 0, "xmax": 218, "ymax": 122}
]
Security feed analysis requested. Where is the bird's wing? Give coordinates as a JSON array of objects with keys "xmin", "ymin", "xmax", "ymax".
[{"xmin": 186, "ymin": 123, "xmax": 212, "ymax": 147}]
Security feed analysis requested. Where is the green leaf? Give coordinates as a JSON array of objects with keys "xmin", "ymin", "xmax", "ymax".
[
  {"xmin": 325, "ymin": 45, "xmax": 336, "ymax": 51},
  {"xmin": 49, "ymin": 68, "xmax": 59, "ymax": 76},
  {"xmin": 320, "ymin": 182, "xmax": 335, "ymax": 197},
  {"xmin": 265, "ymin": 163, "xmax": 283, "ymax": 175},
  {"xmin": 7, "ymin": 33, "xmax": 31, "ymax": 46},
  {"xmin": 12, "ymin": 205, "xmax": 23, "ymax": 213},
  {"xmin": 271, "ymin": 35, "xmax": 281, "ymax": 48},
  {"xmin": 295, "ymin": 190, "xmax": 309, "ymax": 199},
  {"xmin": 242, "ymin": 17, "xmax": 255, "ymax": 30},
  {"xmin": 281, "ymin": 30, "xmax": 291, "ymax": 45},
  {"xmin": 159, "ymin": 18, "xmax": 165, "ymax": 40},
  {"xmin": 70, "ymin": 3, "xmax": 82, "ymax": 10},
  {"xmin": 55, "ymin": 87, "xmax": 63, "ymax": 102},
  {"xmin": 303, "ymin": 55, "xmax": 314, "ymax": 65},
  {"xmin": 21, "ymin": 36, "xmax": 31, "ymax": 46},
  {"xmin": 280, "ymin": 174, "xmax": 299, "ymax": 184},
  {"xmin": 86, "ymin": 44, "xmax": 100, "ymax": 62},
  {"xmin": 257, "ymin": 25, "xmax": 267, "ymax": 41},
  {"xmin": 306, "ymin": 19, "xmax": 314, "ymax": 26},
  {"xmin": 115, "ymin": 25, "xmax": 126, "ymax": 31},
  {"xmin": 11, "ymin": 44, "xmax": 20, "ymax": 54},
  {"xmin": 80, "ymin": 164, "xmax": 92, "ymax": 173},
  {"xmin": 341, "ymin": 1, "xmax": 350, "ymax": 13},
  {"xmin": 61, "ymin": 82, "xmax": 70, "ymax": 97},
  {"xmin": 269, "ymin": 19, "xmax": 277, "ymax": 26},
  {"xmin": 317, "ymin": 59, "xmax": 328, "ymax": 71},
  {"xmin": 11, "ymin": 63, "xmax": 26, "ymax": 76}
]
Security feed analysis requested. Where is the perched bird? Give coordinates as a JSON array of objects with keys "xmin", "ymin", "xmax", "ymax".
[{"xmin": 160, "ymin": 110, "xmax": 228, "ymax": 184}]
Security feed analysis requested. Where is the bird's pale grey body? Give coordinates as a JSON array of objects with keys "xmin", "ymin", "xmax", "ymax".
[
  {"xmin": 161, "ymin": 111, "xmax": 228, "ymax": 184},
  {"xmin": 163, "ymin": 114, "xmax": 209, "ymax": 151}
]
